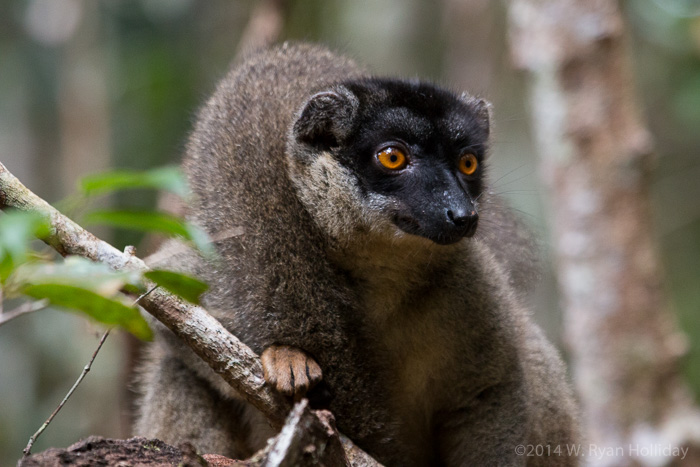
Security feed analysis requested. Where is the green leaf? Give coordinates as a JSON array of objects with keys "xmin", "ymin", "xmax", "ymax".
[
  {"xmin": 22, "ymin": 284, "xmax": 152, "ymax": 340},
  {"xmin": 85, "ymin": 209, "xmax": 191, "ymax": 238},
  {"xmin": 8, "ymin": 256, "xmax": 141, "ymax": 296},
  {"xmin": 84, "ymin": 209, "xmax": 214, "ymax": 257},
  {"xmin": 80, "ymin": 166, "xmax": 188, "ymax": 198},
  {"xmin": 0, "ymin": 211, "xmax": 50, "ymax": 282},
  {"xmin": 8, "ymin": 257, "xmax": 150, "ymax": 339},
  {"xmin": 144, "ymin": 270, "xmax": 208, "ymax": 304}
]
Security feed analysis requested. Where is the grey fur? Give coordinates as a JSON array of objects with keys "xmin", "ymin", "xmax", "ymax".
[{"xmin": 134, "ymin": 43, "xmax": 578, "ymax": 466}]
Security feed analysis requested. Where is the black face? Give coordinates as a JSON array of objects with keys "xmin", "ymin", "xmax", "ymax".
[{"xmin": 293, "ymin": 78, "xmax": 490, "ymax": 245}]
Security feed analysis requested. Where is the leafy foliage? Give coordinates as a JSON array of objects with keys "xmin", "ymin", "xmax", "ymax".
[
  {"xmin": 79, "ymin": 165, "xmax": 213, "ymax": 256},
  {"xmin": 0, "ymin": 166, "xmax": 212, "ymax": 341},
  {"xmin": 24, "ymin": 284, "xmax": 152, "ymax": 340},
  {"xmin": 6, "ymin": 257, "xmax": 152, "ymax": 340},
  {"xmin": 84, "ymin": 209, "xmax": 213, "ymax": 257},
  {"xmin": 80, "ymin": 165, "xmax": 188, "ymax": 198},
  {"xmin": 7, "ymin": 256, "xmax": 141, "ymax": 296},
  {"xmin": 85, "ymin": 209, "xmax": 191, "ymax": 238},
  {"xmin": 144, "ymin": 270, "xmax": 208, "ymax": 304},
  {"xmin": 0, "ymin": 211, "xmax": 50, "ymax": 282}
]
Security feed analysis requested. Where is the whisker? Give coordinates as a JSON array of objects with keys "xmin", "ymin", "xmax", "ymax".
[
  {"xmin": 491, "ymin": 168, "xmax": 537, "ymax": 191},
  {"xmin": 488, "ymin": 163, "xmax": 531, "ymax": 188}
]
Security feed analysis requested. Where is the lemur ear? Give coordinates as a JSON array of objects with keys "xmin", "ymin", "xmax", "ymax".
[
  {"xmin": 293, "ymin": 86, "xmax": 359, "ymax": 148},
  {"xmin": 460, "ymin": 93, "xmax": 492, "ymax": 137}
]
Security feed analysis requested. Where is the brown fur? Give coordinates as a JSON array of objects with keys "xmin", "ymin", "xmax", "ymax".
[{"xmin": 134, "ymin": 43, "xmax": 578, "ymax": 466}]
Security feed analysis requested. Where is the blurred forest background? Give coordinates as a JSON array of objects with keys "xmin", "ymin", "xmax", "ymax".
[{"xmin": 0, "ymin": 0, "xmax": 699, "ymax": 464}]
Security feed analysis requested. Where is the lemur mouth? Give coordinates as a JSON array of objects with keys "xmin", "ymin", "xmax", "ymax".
[{"xmin": 392, "ymin": 214, "xmax": 470, "ymax": 245}]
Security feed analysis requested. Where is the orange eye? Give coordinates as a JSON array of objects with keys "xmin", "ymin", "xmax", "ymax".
[
  {"xmin": 376, "ymin": 147, "xmax": 408, "ymax": 170},
  {"xmin": 458, "ymin": 153, "xmax": 478, "ymax": 176}
]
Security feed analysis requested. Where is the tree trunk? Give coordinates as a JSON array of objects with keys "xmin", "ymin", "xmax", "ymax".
[{"xmin": 508, "ymin": 1, "xmax": 700, "ymax": 465}]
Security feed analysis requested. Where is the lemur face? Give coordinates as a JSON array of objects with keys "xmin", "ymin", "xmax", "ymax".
[{"xmin": 292, "ymin": 79, "xmax": 490, "ymax": 245}]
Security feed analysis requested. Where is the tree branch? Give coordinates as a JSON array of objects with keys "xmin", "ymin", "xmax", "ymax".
[
  {"xmin": 0, "ymin": 299, "xmax": 50, "ymax": 327},
  {"xmin": 0, "ymin": 161, "xmax": 379, "ymax": 466}
]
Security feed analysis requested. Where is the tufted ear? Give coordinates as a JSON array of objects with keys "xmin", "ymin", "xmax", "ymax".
[
  {"xmin": 460, "ymin": 93, "xmax": 492, "ymax": 137},
  {"xmin": 293, "ymin": 86, "xmax": 359, "ymax": 149}
]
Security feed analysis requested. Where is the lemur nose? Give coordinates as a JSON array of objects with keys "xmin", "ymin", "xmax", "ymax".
[{"xmin": 447, "ymin": 208, "xmax": 479, "ymax": 236}]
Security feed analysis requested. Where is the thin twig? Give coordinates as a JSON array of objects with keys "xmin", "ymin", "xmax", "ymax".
[
  {"xmin": 21, "ymin": 284, "xmax": 158, "ymax": 456},
  {"xmin": 23, "ymin": 329, "xmax": 111, "ymax": 456},
  {"xmin": 133, "ymin": 284, "xmax": 159, "ymax": 305},
  {"xmin": 0, "ymin": 299, "xmax": 50, "ymax": 328}
]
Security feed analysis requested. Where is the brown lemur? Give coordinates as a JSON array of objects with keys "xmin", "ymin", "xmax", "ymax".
[{"xmin": 134, "ymin": 43, "xmax": 579, "ymax": 466}]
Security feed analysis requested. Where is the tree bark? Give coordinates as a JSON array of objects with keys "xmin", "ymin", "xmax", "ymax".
[
  {"xmin": 19, "ymin": 401, "xmax": 353, "ymax": 467},
  {"xmin": 18, "ymin": 437, "xmax": 210, "ymax": 467},
  {"xmin": 508, "ymin": 1, "xmax": 700, "ymax": 465}
]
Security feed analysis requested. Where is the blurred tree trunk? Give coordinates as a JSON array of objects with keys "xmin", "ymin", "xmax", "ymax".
[
  {"xmin": 442, "ymin": 0, "xmax": 498, "ymax": 94},
  {"xmin": 58, "ymin": 1, "xmax": 111, "ymax": 193},
  {"xmin": 508, "ymin": 1, "xmax": 700, "ymax": 465}
]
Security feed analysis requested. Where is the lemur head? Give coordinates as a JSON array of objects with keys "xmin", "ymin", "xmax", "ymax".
[{"xmin": 287, "ymin": 78, "xmax": 491, "ymax": 246}]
